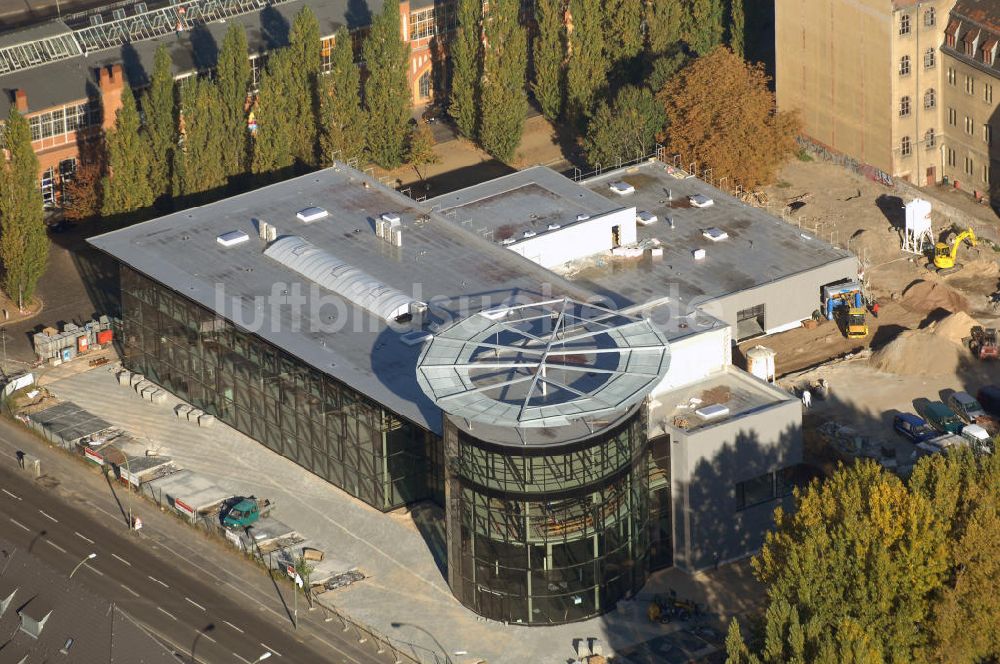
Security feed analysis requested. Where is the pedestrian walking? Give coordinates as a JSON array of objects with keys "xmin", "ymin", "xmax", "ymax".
[
  {"xmin": 872, "ymin": 302, "xmax": 880, "ymax": 318},
  {"xmin": 15, "ymin": 450, "xmax": 24, "ymax": 469},
  {"xmin": 802, "ymin": 390, "xmax": 812, "ymax": 408}
]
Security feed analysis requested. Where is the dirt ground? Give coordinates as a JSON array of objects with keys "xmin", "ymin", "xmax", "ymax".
[{"xmin": 742, "ymin": 158, "xmax": 1000, "ymax": 470}]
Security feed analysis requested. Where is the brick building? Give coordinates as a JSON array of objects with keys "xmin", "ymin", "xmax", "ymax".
[{"xmin": 0, "ymin": 0, "xmax": 451, "ymax": 205}]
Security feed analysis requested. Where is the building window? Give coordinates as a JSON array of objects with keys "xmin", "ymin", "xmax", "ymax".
[
  {"xmin": 966, "ymin": 156, "xmax": 974, "ymax": 175},
  {"xmin": 39, "ymin": 167, "xmax": 55, "ymax": 208},
  {"xmin": 735, "ymin": 473, "xmax": 776, "ymax": 510},
  {"xmin": 901, "ymin": 136, "xmax": 912, "ymax": 157},
  {"xmin": 924, "ymin": 48, "xmax": 936, "ymax": 69},
  {"xmin": 320, "ymin": 36, "xmax": 335, "ymax": 73},
  {"xmin": 966, "ymin": 75, "xmax": 975, "ymax": 95},
  {"xmin": 984, "ymin": 163, "xmax": 992, "ymax": 184},
  {"xmin": 925, "ymin": 7, "xmax": 935, "ymax": 27},
  {"xmin": 925, "ymin": 128, "xmax": 936, "ymax": 149},
  {"xmin": 949, "ymin": 107, "xmax": 957, "ymax": 126},
  {"xmin": 418, "ymin": 70, "xmax": 431, "ymax": 99},
  {"xmin": 966, "ymin": 116, "xmax": 975, "ymax": 135},
  {"xmin": 899, "ymin": 13, "xmax": 910, "ymax": 36},
  {"xmin": 924, "ymin": 88, "xmax": 936, "ymax": 109},
  {"xmin": 25, "ymin": 102, "xmax": 94, "ymax": 142},
  {"xmin": 985, "ymin": 124, "xmax": 993, "ymax": 145},
  {"xmin": 900, "ymin": 96, "xmax": 911, "ymax": 117},
  {"xmin": 899, "ymin": 55, "xmax": 910, "ymax": 76},
  {"xmin": 985, "ymin": 83, "xmax": 994, "ymax": 104},
  {"xmin": 948, "ymin": 67, "xmax": 956, "ymax": 85},
  {"xmin": 947, "ymin": 147, "xmax": 956, "ymax": 167},
  {"xmin": 409, "ymin": 3, "xmax": 457, "ymax": 41}
]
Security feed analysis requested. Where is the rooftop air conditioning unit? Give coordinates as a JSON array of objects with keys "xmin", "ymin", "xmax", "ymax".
[
  {"xmin": 217, "ymin": 230, "xmax": 249, "ymax": 247},
  {"xmin": 702, "ymin": 227, "xmax": 728, "ymax": 242},
  {"xmin": 609, "ymin": 181, "xmax": 635, "ymax": 196},
  {"xmin": 296, "ymin": 207, "xmax": 329, "ymax": 223},
  {"xmin": 689, "ymin": 194, "xmax": 714, "ymax": 208},
  {"xmin": 695, "ymin": 404, "xmax": 729, "ymax": 420},
  {"xmin": 692, "ymin": 248, "xmax": 706, "ymax": 260},
  {"xmin": 390, "ymin": 226, "xmax": 403, "ymax": 247}
]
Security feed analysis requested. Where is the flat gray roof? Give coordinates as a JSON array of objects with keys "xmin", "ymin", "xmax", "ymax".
[
  {"xmin": 650, "ymin": 367, "xmax": 794, "ymax": 435},
  {"xmin": 427, "ymin": 165, "xmax": 620, "ymax": 241},
  {"xmin": 563, "ymin": 161, "xmax": 854, "ymax": 309},
  {"xmin": 90, "ymin": 165, "xmax": 601, "ymax": 435}
]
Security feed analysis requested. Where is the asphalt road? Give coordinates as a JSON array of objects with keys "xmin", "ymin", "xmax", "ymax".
[{"xmin": 0, "ymin": 459, "xmax": 389, "ymax": 664}]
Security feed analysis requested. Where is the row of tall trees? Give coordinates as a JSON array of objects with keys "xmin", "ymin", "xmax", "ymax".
[
  {"xmin": 448, "ymin": 0, "xmax": 528, "ymax": 163},
  {"xmin": 85, "ymin": 3, "xmax": 417, "ymax": 221},
  {"xmin": 726, "ymin": 449, "xmax": 1000, "ymax": 664}
]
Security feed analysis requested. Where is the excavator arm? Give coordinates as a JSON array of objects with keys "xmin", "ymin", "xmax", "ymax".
[
  {"xmin": 933, "ymin": 228, "xmax": 977, "ymax": 270},
  {"xmin": 948, "ymin": 229, "xmax": 977, "ymax": 261}
]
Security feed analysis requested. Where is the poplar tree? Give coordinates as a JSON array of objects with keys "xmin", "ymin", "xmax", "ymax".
[
  {"xmin": 566, "ymin": 0, "xmax": 607, "ymax": 124},
  {"xmin": 448, "ymin": 0, "xmax": 481, "ymax": 139},
  {"xmin": 172, "ymin": 77, "xmax": 227, "ymax": 200},
  {"xmin": 363, "ymin": 1, "xmax": 412, "ymax": 169},
  {"xmin": 0, "ymin": 106, "xmax": 48, "ymax": 310},
  {"xmin": 252, "ymin": 49, "xmax": 297, "ymax": 177},
  {"xmin": 685, "ymin": 0, "xmax": 725, "ymax": 55},
  {"xmin": 479, "ymin": 0, "xmax": 527, "ymax": 163},
  {"xmin": 102, "ymin": 87, "xmax": 154, "ymax": 216},
  {"xmin": 216, "ymin": 24, "xmax": 251, "ymax": 179},
  {"xmin": 729, "ymin": 0, "xmax": 745, "ymax": 60},
  {"xmin": 584, "ymin": 85, "xmax": 665, "ymax": 167},
  {"xmin": 318, "ymin": 28, "xmax": 366, "ymax": 165},
  {"xmin": 141, "ymin": 44, "xmax": 175, "ymax": 199},
  {"xmin": 289, "ymin": 6, "xmax": 320, "ymax": 167},
  {"xmin": 645, "ymin": 0, "xmax": 685, "ymax": 55},
  {"xmin": 531, "ymin": 0, "xmax": 564, "ymax": 122},
  {"xmin": 604, "ymin": 0, "xmax": 643, "ymax": 66}
]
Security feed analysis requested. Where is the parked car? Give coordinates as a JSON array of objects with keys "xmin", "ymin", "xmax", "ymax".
[
  {"xmin": 947, "ymin": 391, "xmax": 986, "ymax": 423},
  {"xmin": 977, "ymin": 385, "xmax": 1000, "ymax": 416},
  {"xmin": 960, "ymin": 424, "xmax": 994, "ymax": 454},
  {"xmin": 923, "ymin": 401, "xmax": 964, "ymax": 434},
  {"xmin": 893, "ymin": 413, "xmax": 938, "ymax": 443}
]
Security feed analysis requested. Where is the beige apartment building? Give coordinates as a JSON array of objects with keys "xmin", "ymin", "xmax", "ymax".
[
  {"xmin": 776, "ymin": 0, "xmax": 949, "ymax": 184},
  {"xmin": 939, "ymin": 0, "xmax": 1000, "ymax": 201}
]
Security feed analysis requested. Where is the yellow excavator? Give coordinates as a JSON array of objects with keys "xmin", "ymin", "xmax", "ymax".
[{"xmin": 932, "ymin": 228, "xmax": 978, "ymax": 273}]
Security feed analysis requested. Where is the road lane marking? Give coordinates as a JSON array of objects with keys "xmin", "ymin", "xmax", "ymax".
[
  {"xmin": 85, "ymin": 564, "xmax": 104, "ymax": 577},
  {"xmin": 147, "ymin": 575, "xmax": 169, "ymax": 588},
  {"xmin": 202, "ymin": 633, "xmax": 217, "ymax": 643},
  {"xmin": 260, "ymin": 643, "xmax": 282, "ymax": 657},
  {"xmin": 45, "ymin": 539, "xmax": 66, "ymax": 553},
  {"xmin": 185, "ymin": 597, "xmax": 206, "ymax": 611},
  {"xmin": 38, "ymin": 510, "xmax": 57, "ymax": 523},
  {"xmin": 120, "ymin": 584, "xmax": 140, "ymax": 597},
  {"xmin": 2, "ymin": 489, "xmax": 21, "ymax": 500},
  {"xmin": 222, "ymin": 620, "xmax": 244, "ymax": 633},
  {"xmin": 156, "ymin": 607, "xmax": 176, "ymax": 621},
  {"xmin": 9, "ymin": 518, "xmax": 29, "ymax": 531},
  {"xmin": 74, "ymin": 531, "xmax": 94, "ymax": 544},
  {"xmin": 233, "ymin": 653, "xmax": 252, "ymax": 663},
  {"xmin": 112, "ymin": 553, "xmax": 131, "ymax": 566}
]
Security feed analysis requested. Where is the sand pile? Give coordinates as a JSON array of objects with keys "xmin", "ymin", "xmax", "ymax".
[
  {"xmin": 958, "ymin": 257, "xmax": 1000, "ymax": 278},
  {"xmin": 900, "ymin": 280, "xmax": 970, "ymax": 314},
  {"xmin": 870, "ymin": 311, "xmax": 977, "ymax": 375}
]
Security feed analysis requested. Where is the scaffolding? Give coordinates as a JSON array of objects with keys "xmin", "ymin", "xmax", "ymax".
[{"xmin": 0, "ymin": 32, "xmax": 82, "ymax": 75}]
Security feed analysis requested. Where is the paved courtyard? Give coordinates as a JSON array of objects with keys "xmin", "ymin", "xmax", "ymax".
[{"xmin": 44, "ymin": 365, "xmax": 762, "ymax": 664}]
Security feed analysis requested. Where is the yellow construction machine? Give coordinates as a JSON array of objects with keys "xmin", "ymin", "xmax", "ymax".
[
  {"xmin": 845, "ymin": 307, "xmax": 869, "ymax": 339},
  {"xmin": 932, "ymin": 228, "xmax": 978, "ymax": 272}
]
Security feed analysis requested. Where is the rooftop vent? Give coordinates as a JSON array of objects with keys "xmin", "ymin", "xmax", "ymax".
[
  {"xmin": 692, "ymin": 248, "xmax": 706, "ymax": 260},
  {"xmin": 217, "ymin": 230, "xmax": 249, "ymax": 247},
  {"xmin": 296, "ymin": 207, "xmax": 329, "ymax": 223},
  {"xmin": 609, "ymin": 181, "xmax": 635, "ymax": 196},
  {"xmin": 501, "ymin": 237, "xmax": 516, "ymax": 246},
  {"xmin": 689, "ymin": 194, "xmax": 714, "ymax": 208},
  {"xmin": 702, "ymin": 227, "xmax": 729, "ymax": 242},
  {"xmin": 376, "ymin": 214, "xmax": 402, "ymax": 246},
  {"xmin": 695, "ymin": 404, "xmax": 730, "ymax": 420},
  {"xmin": 18, "ymin": 608, "xmax": 52, "ymax": 639},
  {"xmin": 576, "ymin": 213, "xmax": 591, "ymax": 222},
  {"xmin": 60, "ymin": 637, "xmax": 75, "ymax": 654},
  {"xmin": 547, "ymin": 223, "xmax": 561, "ymax": 231},
  {"xmin": 522, "ymin": 230, "xmax": 537, "ymax": 239}
]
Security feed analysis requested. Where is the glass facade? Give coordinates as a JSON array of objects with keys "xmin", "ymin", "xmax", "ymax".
[
  {"xmin": 119, "ymin": 265, "xmax": 443, "ymax": 511},
  {"xmin": 444, "ymin": 408, "xmax": 651, "ymax": 625}
]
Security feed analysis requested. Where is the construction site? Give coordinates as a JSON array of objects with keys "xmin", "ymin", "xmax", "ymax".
[{"xmin": 748, "ymin": 156, "xmax": 1000, "ymax": 479}]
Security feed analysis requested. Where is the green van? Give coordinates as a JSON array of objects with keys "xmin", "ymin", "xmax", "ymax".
[{"xmin": 924, "ymin": 401, "xmax": 964, "ymax": 434}]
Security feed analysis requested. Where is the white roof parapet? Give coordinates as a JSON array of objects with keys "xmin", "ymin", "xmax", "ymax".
[
  {"xmin": 264, "ymin": 235, "xmax": 419, "ymax": 323},
  {"xmin": 416, "ymin": 298, "xmax": 671, "ymax": 433}
]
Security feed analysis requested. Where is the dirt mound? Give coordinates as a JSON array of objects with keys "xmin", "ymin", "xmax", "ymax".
[
  {"xmin": 930, "ymin": 311, "xmax": 980, "ymax": 344},
  {"xmin": 870, "ymin": 328, "xmax": 965, "ymax": 376},
  {"xmin": 900, "ymin": 280, "xmax": 970, "ymax": 314},
  {"xmin": 957, "ymin": 257, "xmax": 1000, "ymax": 279}
]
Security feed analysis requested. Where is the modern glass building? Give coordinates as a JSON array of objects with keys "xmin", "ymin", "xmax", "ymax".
[{"xmin": 416, "ymin": 299, "xmax": 671, "ymax": 624}]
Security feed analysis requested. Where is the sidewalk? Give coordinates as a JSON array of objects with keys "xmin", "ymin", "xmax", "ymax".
[{"xmin": 46, "ymin": 365, "xmax": 763, "ymax": 664}]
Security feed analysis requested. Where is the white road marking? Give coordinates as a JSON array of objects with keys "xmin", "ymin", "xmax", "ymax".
[
  {"xmin": 74, "ymin": 531, "xmax": 94, "ymax": 544},
  {"xmin": 38, "ymin": 510, "xmax": 57, "ymax": 523},
  {"xmin": 185, "ymin": 597, "xmax": 206, "ymax": 611},
  {"xmin": 45, "ymin": 539, "xmax": 66, "ymax": 553},
  {"xmin": 2, "ymin": 489, "xmax": 21, "ymax": 500},
  {"xmin": 156, "ymin": 607, "xmax": 176, "ymax": 621},
  {"xmin": 202, "ymin": 633, "xmax": 217, "ymax": 643},
  {"xmin": 112, "ymin": 553, "xmax": 131, "ymax": 566},
  {"xmin": 147, "ymin": 575, "xmax": 169, "ymax": 588},
  {"xmin": 222, "ymin": 620, "xmax": 244, "ymax": 634},
  {"xmin": 85, "ymin": 564, "xmax": 104, "ymax": 576},
  {"xmin": 120, "ymin": 583, "xmax": 140, "ymax": 597},
  {"xmin": 232, "ymin": 653, "xmax": 252, "ymax": 663},
  {"xmin": 9, "ymin": 518, "xmax": 29, "ymax": 531},
  {"xmin": 260, "ymin": 643, "xmax": 282, "ymax": 657}
]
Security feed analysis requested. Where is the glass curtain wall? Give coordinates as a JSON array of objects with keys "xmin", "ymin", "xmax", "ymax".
[
  {"xmin": 119, "ymin": 265, "xmax": 441, "ymax": 511},
  {"xmin": 444, "ymin": 408, "xmax": 650, "ymax": 625}
]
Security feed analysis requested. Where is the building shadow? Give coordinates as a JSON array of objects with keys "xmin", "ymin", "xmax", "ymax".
[
  {"xmin": 260, "ymin": 5, "xmax": 291, "ymax": 50},
  {"xmin": 189, "ymin": 24, "xmax": 220, "ymax": 72},
  {"xmin": 119, "ymin": 42, "xmax": 149, "ymax": 88},
  {"xmin": 345, "ymin": 0, "xmax": 372, "ymax": 29}
]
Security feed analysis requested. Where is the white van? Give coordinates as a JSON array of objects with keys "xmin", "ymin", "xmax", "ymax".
[{"xmin": 961, "ymin": 424, "xmax": 994, "ymax": 454}]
